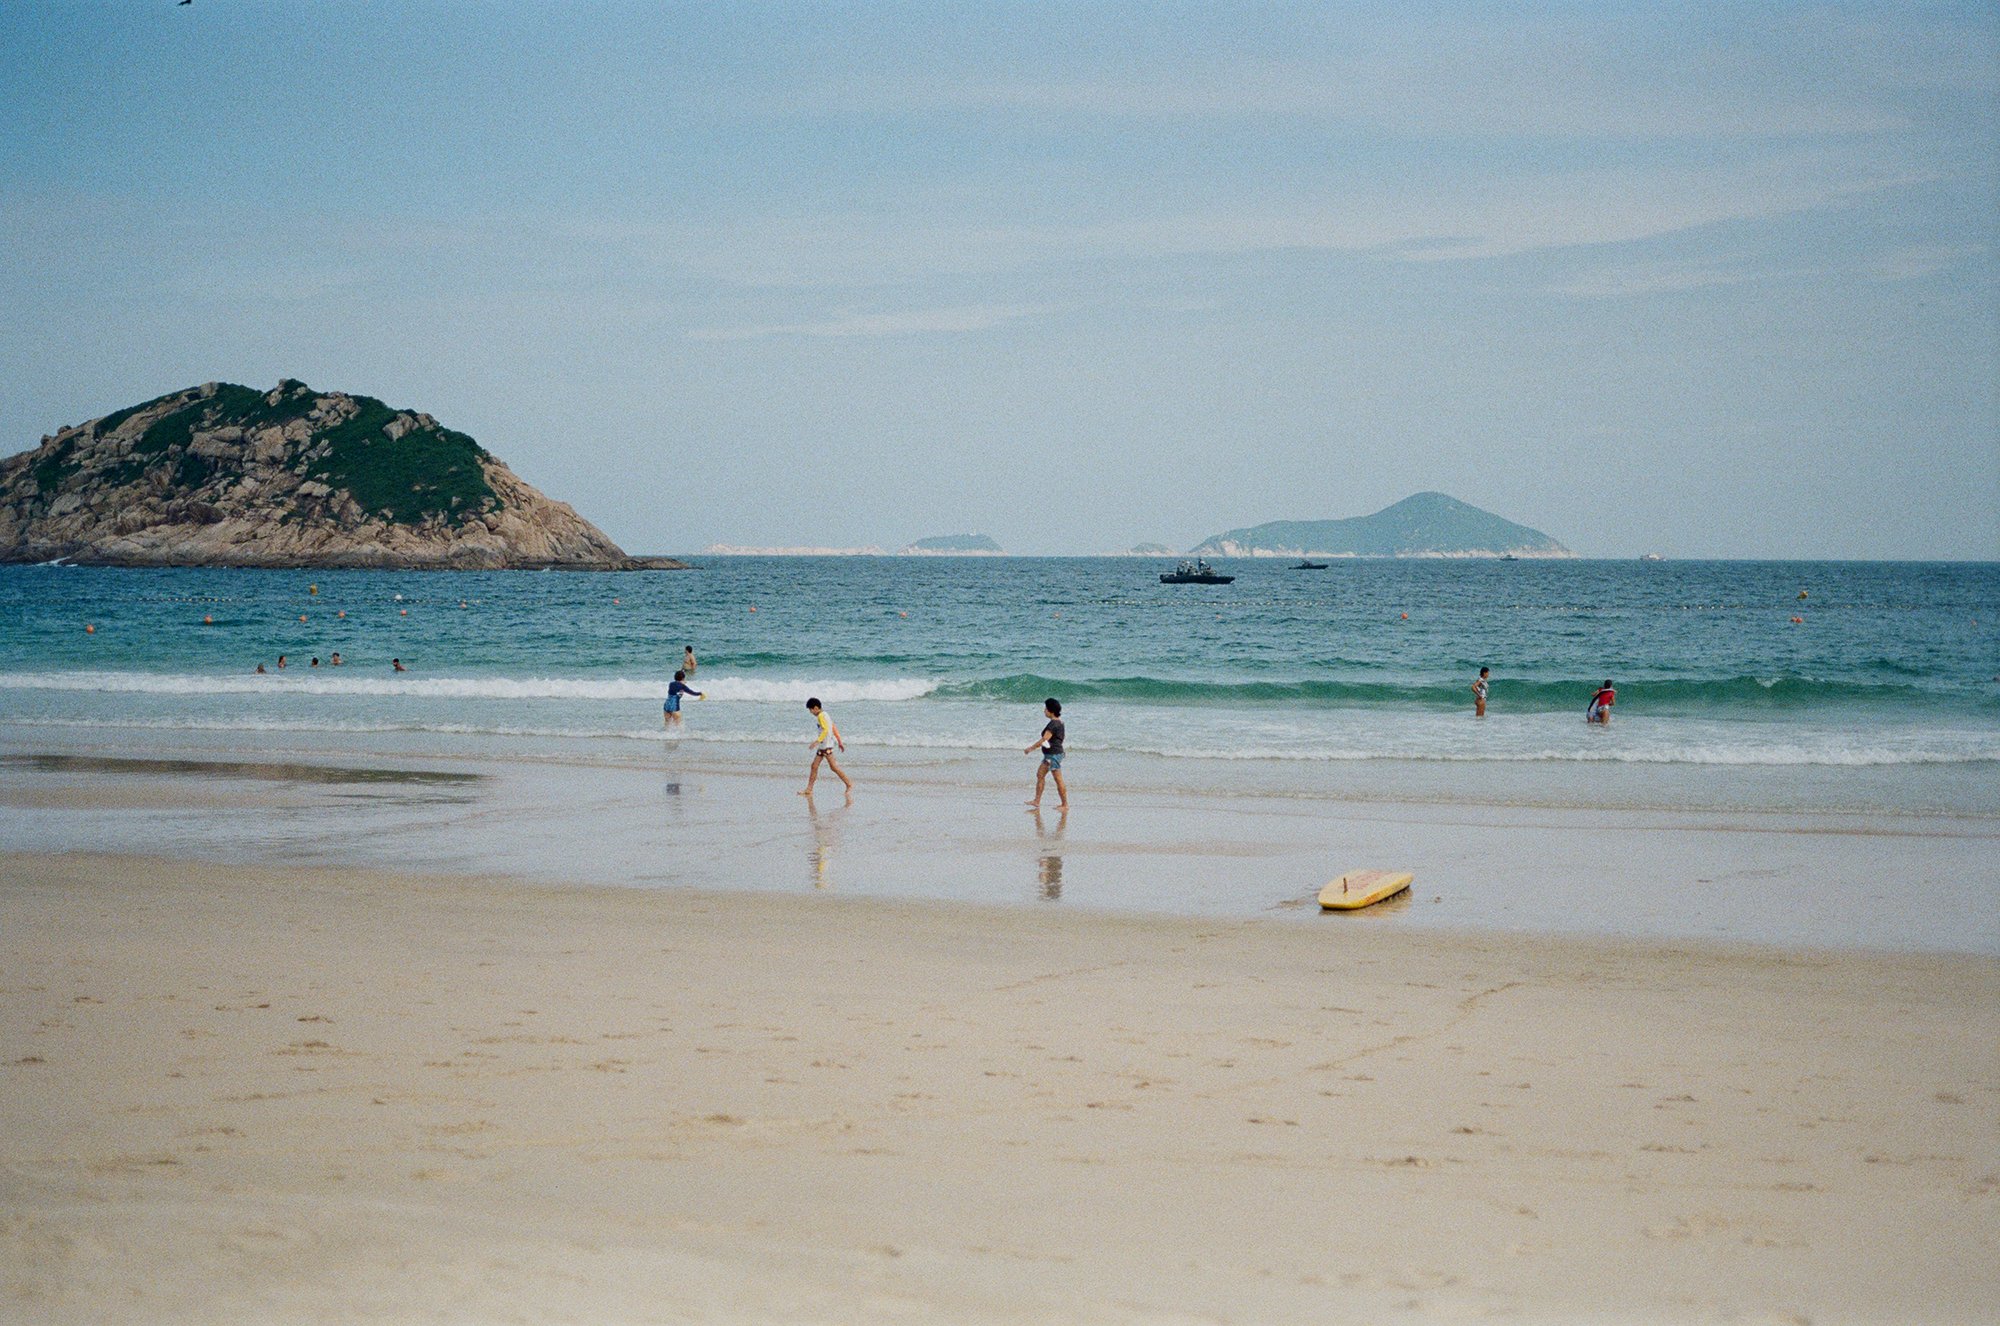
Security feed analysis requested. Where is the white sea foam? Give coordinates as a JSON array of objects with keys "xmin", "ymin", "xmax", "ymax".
[
  {"xmin": 0, "ymin": 671, "xmax": 939, "ymax": 705},
  {"xmin": 6, "ymin": 715, "xmax": 1994, "ymax": 766}
]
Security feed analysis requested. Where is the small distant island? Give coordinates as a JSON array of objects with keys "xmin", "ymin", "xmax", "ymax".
[
  {"xmin": 0, "ymin": 380, "xmax": 681, "ymax": 570},
  {"xmin": 900, "ymin": 533, "xmax": 1004, "ymax": 556},
  {"xmin": 1126, "ymin": 541, "xmax": 1176, "ymax": 556},
  {"xmin": 1192, "ymin": 493, "xmax": 1571, "ymax": 559}
]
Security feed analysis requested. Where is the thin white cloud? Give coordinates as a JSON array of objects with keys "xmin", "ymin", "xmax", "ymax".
[
  {"xmin": 821, "ymin": 56, "xmax": 1911, "ymax": 141},
  {"xmin": 1550, "ymin": 259, "xmax": 1762, "ymax": 300},
  {"xmin": 582, "ymin": 145, "xmax": 1934, "ymax": 290},
  {"xmin": 1864, "ymin": 242, "xmax": 1989, "ymax": 282},
  {"xmin": 686, "ymin": 303, "xmax": 1043, "ymax": 341}
]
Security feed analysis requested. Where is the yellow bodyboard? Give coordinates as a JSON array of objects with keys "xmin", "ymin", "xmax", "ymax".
[{"xmin": 1318, "ymin": 869, "xmax": 1414, "ymax": 911}]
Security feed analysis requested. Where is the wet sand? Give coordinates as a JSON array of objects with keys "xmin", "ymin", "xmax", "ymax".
[
  {"xmin": 4, "ymin": 740, "xmax": 1997, "ymax": 954},
  {"xmin": 3, "ymin": 851, "xmax": 1994, "ymax": 1323}
]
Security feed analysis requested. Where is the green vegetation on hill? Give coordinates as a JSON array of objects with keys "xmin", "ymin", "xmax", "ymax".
[
  {"xmin": 52, "ymin": 381, "xmax": 501, "ymax": 527},
  {"xmin": 307, "ymin": 396, "xmax": 495, "ymax": 526}
]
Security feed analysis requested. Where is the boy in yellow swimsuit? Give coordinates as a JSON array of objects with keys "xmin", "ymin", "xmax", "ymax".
[{"xmin": 802, "ymin": 697, "xmax": 852, "ymax": 795}]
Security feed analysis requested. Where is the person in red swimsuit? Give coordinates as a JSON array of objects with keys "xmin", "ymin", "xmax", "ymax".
[{"xmin": 1587, "ymin": 680, "xmax": 1615, "ymax": 725}]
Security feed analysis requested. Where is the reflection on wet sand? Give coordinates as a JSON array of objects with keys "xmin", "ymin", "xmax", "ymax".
[
  {"xmin": 804, "ymin": 791, "xmax": 850, "ymax": 890},
  {"xmin": 1, "ymin": 752, "xmax": 482, "ymax": 787},
  {"xmin": 1032, "ymin": 807, "xmax": 1067, "ymax": 901}
]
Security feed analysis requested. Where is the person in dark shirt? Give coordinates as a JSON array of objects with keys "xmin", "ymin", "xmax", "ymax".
[
  {"xmin": 663, "ymin": 669, "xmax": 703, "ymax": 727},
  {"xmin": 1024, "ymin": 697, "xmax": 1069, "ymax": 810}
]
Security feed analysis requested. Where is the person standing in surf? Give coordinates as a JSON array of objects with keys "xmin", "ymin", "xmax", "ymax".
[
  {"xmin": 683, "ymin": 644, "xmax": 698, "ymax": 679},
  {"xmin": 1587, "ymin": 679, "xmax": 1615, "ymax": 725},
  {"xmin": 802, "ymin": 697, "xmax": 852, "ymax": 795},
  {"xmin": 663, "ymin": 670, "xmax": 702, "ymax": 727},
  {"xmin": 1025, "ymin": 697, "xmax": 1069, "ymax": 810},
  {"xmin": 1472, "ymin": 666, "xmax": 1490, "ymax": 718}
]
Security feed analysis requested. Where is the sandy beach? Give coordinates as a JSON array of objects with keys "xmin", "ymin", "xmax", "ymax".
[{"xmin": 4, "ymin": 851, "xmax": 1994, "ymax": 1324}]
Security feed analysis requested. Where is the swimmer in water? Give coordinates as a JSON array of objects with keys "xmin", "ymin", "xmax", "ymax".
[
  {"xmin": 1473, "ymin": 666, "xmax": 1489, "ymax": 718},
  {"xmin": 1586, "ymin": 679, "xmax": 1615, "ymax": 725}
]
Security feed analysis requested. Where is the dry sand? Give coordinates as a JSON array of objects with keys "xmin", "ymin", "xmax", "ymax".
[{"xmin": 2, "ymin": 851, "xmax": 1995, "ymax": 1324}]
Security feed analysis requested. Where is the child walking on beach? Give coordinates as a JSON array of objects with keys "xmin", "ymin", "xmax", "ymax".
[
  {"xmin": 802, "ymin": 698, "xmax": 852, "ymax": 795},
  {"xmin": 1025, "ymin": 697, "xmax": 1068, "ymax": 810}
]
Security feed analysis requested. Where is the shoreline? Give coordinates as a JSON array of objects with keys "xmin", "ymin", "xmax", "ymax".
[
  {"xmin": 3, "ymin": 731, "xmax": 1997, "ymax": 957},
  {"xmin": 4, "ymin": 851, "xmax": 1995, "ymax": 1323}
]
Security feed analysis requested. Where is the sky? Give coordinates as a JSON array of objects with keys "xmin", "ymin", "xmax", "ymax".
[{"xmin": 1, "ymin": 1, "xmax": 1995, "ymax": 558}]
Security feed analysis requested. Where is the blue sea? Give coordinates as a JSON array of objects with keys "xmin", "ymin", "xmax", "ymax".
[
  {"xmin": 1, "ymin": 558, "xmax": 1995, "ymax": 805},
  {"xmin": 5, "ymin": 557, "xmax": 1997, "ymax": 951}
]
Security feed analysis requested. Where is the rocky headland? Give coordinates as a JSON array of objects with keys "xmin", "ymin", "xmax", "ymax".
[{"xmin": 0, "ymin": 380, "xmax": 681, "ymax": 570}]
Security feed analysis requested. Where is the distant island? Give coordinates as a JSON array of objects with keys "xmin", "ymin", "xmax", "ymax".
[
  {"xmin": 705, "ymin": 544, "xmax": 888, "ymax": 556},
  {"xmin": 900, "ymin": 533, "xmax": 1003, "ymax": 556},
  {"xmin": 1191, "ymin": 492, "xmax": 1571, "ymax": 558},
  {"xmin": 0, "ymin": 380, "xmax": 680, "ymax": 570},
  {"xmin": 1125, "ymin": 542, "xmax": 1176, "ymax": 556}
]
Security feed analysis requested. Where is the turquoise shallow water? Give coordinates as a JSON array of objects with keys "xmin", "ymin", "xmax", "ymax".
[{"xmin": 1, "ymin": 558, "xmax": 1995, "ymax": 812}]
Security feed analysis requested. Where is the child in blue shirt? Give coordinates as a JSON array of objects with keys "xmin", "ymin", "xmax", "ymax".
[{"xmin": 663, "ymin": 670, "xmax": 702, "ymax": 726}]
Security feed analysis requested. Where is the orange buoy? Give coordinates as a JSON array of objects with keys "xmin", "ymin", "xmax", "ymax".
[
  {"xmin": 400, "ymin": 608, "xmax": 409, "ymax": 616},
  {"xmin": 202, "ymin": 615, "xmax": 213, "ymax": 625},
  {"xmin": 1790, "ymin": 616, "xmax": 1804, "ymax": 624},
  {"xmin": 337, "ymin": 610, "xmax": 346, "ymax": 618},
  {"xmin": 749, "ymin": 605, "xmax": 757, "ymax": 613},
  {"xmin": 612, "ymin": 597, "xmax": 620, "ymax": 605},
  {"xmin": 84, "ymin": 624, "xmax": 95, "ymax": 634},
  {"xmin": 899, "ymin": 611, "xmax": 908, "ymax": 618},
  {"xmin": 1400, "ymin": 612, "xmax": 1409, "ymax": 620},
  {"xmin": 299, "ymin": 614, "xmax": 308, "ymax": 622}
]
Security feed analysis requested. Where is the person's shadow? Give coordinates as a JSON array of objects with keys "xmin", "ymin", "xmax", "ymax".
[
  {"xmin": 803, "ymin": 789, "xmax": 850, "ymax": 890},
  {"xmin": 1032, "ymin": 806, "xmax": 1067, "ymax": 901}
]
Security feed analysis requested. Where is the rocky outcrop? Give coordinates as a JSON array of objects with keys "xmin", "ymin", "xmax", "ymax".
[{"xmin": 0, "ymin": 380, "xmax": 680, "ymax": 569}]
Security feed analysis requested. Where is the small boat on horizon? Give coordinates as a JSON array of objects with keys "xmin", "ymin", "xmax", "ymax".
[
  {"xmin": 1290, "ymin": 559, "xmax": 1329, "ymax": 570},
  {"xmin": 1160, "ymin": 558, "xmax": 1235, "ymax": 585},
  {"xmin": 1640, "ymin": 552, "xmax": 1665, "ymax": 562}
]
